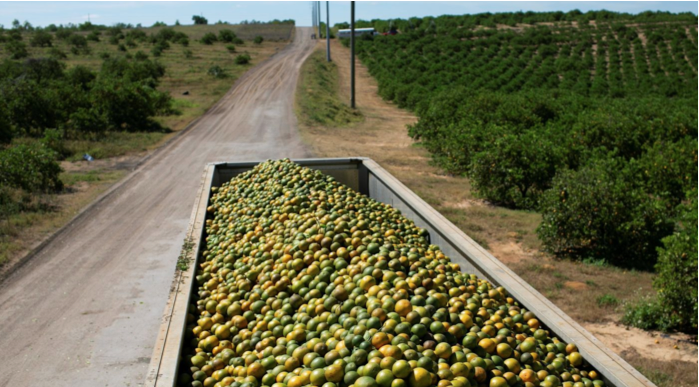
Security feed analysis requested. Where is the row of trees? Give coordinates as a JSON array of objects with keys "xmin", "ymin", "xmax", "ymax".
[
  {"xmin": 0, "ymin": 24, "xmax": 192, "ymax": 60},
  {"xmin": 352, "ymin": 14, "xmax": 698, "ymax": 331},
  {"xmin": 1, "ymin": 16, "xmax": 296, "ymax": 34},
  {"xmin": 0, "ymin": 56, "xmax": 174, "ymax": 142},
  {"xmin": 337, "ymin": 10, "xmax": 696, "ymax": 34},
  {"xmin": 356, "ymin": 23, "xmax": 696, "ymax": 103}
]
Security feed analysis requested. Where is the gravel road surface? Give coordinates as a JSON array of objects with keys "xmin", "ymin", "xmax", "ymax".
[{"xmin": 0, "ymin": 27, "xmax": 314, "ymax": 387}]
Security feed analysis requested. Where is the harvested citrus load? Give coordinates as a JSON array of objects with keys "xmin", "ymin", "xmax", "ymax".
[{"xmin": 181, "ymin": 160, "xmax": 604, "ymax": 387}]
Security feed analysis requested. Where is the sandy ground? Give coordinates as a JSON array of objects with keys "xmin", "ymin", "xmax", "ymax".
[{"xmin": 0, "ymin": 28, "xmax": 313, "ymax": 387}]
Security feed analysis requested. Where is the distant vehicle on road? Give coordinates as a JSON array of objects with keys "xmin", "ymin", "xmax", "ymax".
[{"xmin": 337, "ymin": 27, "xmax": 377, "ymax": 38}]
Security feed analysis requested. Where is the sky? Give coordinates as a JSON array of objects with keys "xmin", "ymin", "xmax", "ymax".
[{"xmin": 0, "ymin": 1, "xmax": 696, "ymax": 28}]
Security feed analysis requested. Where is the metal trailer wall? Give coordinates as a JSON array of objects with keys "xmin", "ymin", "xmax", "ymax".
[{"xmin": 146, "ymin": 158, "xmax": 656, "ymax": 387}]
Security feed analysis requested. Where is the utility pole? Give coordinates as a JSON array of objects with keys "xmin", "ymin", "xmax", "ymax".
[
  {"xmin": 350, "ymin": 1, "xmax": 355, "ymax": 108},
  {"xmin": 326, "ymin": 1, "xmax": 331, "ymax": 61},
  {"xmin": 317, "ymin": 1, "xmax": 321, "ymax": 39}
]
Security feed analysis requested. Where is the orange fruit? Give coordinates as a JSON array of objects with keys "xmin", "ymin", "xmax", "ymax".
[
  {"xmin": 395, "ymin": 299, "xmax": 413, "ymax": 317},
  {"xmin": 478, "ymin": 339, "xmax": 496, "ymax": 354},
  {"xmin": 372, "ymin": 332, "xmax": 390, "ymax": 349},
  {"xmin": 392, "ymin": 360, "xmax": 411, "ymax": 379},
  {"xmin": 408, "ymin": 368, "xmax": 431, "ymax": 387},
  {"xmin": 519, "ymin": 369, "xmax": 538, "ymax": 383},
  {"xmin": 489, "ymin": 377, "xmax": 508, "ymax": 387}
]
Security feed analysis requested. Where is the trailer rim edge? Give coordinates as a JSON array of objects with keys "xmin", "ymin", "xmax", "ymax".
[{"xmin": 145, "ymin": 158, "xmax": 655, "ymax": 387}]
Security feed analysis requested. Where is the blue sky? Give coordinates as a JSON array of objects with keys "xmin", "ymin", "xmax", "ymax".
[{"xmin": 0, "ymin": 1, "xmax": 696, "ymax": 28}]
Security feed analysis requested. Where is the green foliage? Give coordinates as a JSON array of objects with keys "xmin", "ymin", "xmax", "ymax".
[
  {"xmin": 637, "ymin": 139, "xmax": 698, "ymax": 205},
  {"xmin": 183, "ymin": 49, "xmax": 193, "ymax": 59},
  {"xmin": 226, "ymin": 44, "xmax": 236, "ymax": 53},
  {"xmin": 67, "ymin": 34, "xmax": 90, "ymax": 55},
  {"xmin": 207, "ymin": 65, "xmax": 227, "ymax": 79},
  {"xmin": 151, "ymin": 46, "xmax": 162, "ymax": 57},
  {"xmin": 64, "ymin": 65, "xmax": 95, "ymax": 89},
  {"xmin": 126, "ymin": 29, "xmax": 148, "ymax": 43},
  {"xmin": 124, "ymin": 36, "xmax": 137, "ymax": 48},
  {"xmin": 105, "ymin": 26, "xmax": 123, "ymax": 38},
  {"xmin": 7, "ymin": 40, "xmax": 28, "ymax": 59},
  {"xmin": 234, "ymin": 54, "xmax": 251, "ymax": 65},
  {"xmin": 200, "ymin": 32, "xmax": 218, "ymax": 45},
  {"xmin": 151, "ymin": 27, "xmax": 188, "ymax": 47},
  {"xmin": 41, "ymin": 128, "xmax": 69, "ymax": 157},
  {"xmin": 0, "ymin": 108, "xmax": 12, "ymax": 144},
  {"xmin": 596, "ymin": 294, "xmax": 620, "ymax": 307},
  {"xmin": 653, "ymin": 197, "xmax": 699, "ymax": 333},
  {"xmin": 218, "ymin": 29, "xmax": 237, "ymax": 43},
  {"xmin": 86, "ymin": 31, "xmax": 101, "ymax": 42},
  {"xmin": 7, "ymin": 29, "xmax": 22, "ymax": 42},
  {"xmin": 134, "ymin": 50, "xmax": 149, "ymax": 61},
  {"xmin": 48, "ymin": 47, "xmax": 68, "ymax": 59},
  {"xmin": 100, "ymin": 56, "xmax": 166, "ymax": 87},
  {"xmin": 30, "ymin": 30, "xmax": 53, "ymax": 47},
  {"xmin": 622, "ymin": 296, "xmax": 668, "ymax": 330},
  {"xmin": 21, "ymin": 57, "xmax": 66, "ymax": 82},
  {"xmin": 67, "ymin": 34, "xmax": 88, "ymax": 48},
  {"xmin": 537, "ymin": 155, "xmax": 674, "ymax": 269},
  {"xmin": 356, "ymin": 14, "xmax": 697, "ymax": 284},
  {"xmin": 470, "ymin": 129, "xmax": 566, "ymax": 209},
  {"xmin": 0, "ymin": 143, "xmax": 63, "ymax": 193},
  {"xmin": 192, "ymin": 15, "xmax": 208, "ymax": 25},
  {"xmin": 0, "ymin": 55, "xmax": 172, "ymax": 140},
  {"xmin": 253, "ymin": 35, "xmax": 264, "ymax": 44},
  {"xmin": 55, "ymin": 29, "xmax": 73, "ymax": 40},
  {"xmin": 0, "ymin": 76, "xmax": 57, "ymax": 134},
  {"xmin": 90, "ymin": 74, "xmax": 173, "ymax": 132}
]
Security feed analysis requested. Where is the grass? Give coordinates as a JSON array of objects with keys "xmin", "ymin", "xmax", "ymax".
[
  {"xmin": 62, "ymin": 132, "xmax": 171, "ymax": 161},
  {"xmin": 295, "ymin": 39, "xmax": 696, "ymax": 385},
  {"xmin": 0, "ymin": 167, "xmax": 127, "ymax": 266},
  {"xmin": 625, "ymin": 352, "xmax": 698, "ymax": 387},
  {"xmin": 177, "ymin": 237, "xmax": 195, "ymax": 271},
  {"xmin": 296, "ymin": 48, "xmax": 362, "ymax": 127},
  {"xmin": 0, "ymin": 23, "xmax": 292, "ymax": 270},
  {"xmin": 596, "ymin": 293, "xmax": 620, "ymax": 308}
]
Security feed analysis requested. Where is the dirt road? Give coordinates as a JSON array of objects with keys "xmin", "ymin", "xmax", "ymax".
[{"xmin": 0, "ymin": 28, "xmax": 314, "ymax": 387}]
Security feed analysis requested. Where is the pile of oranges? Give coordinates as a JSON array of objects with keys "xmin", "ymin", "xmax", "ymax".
[{"xmin": 180, "ymin": 160, "xmax": 605, "ymax": 387}]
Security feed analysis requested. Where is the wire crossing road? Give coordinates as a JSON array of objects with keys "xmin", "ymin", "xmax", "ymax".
[{"xmin": 0, "ymin": 27, "xmax": 314, "ymax": 387}]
